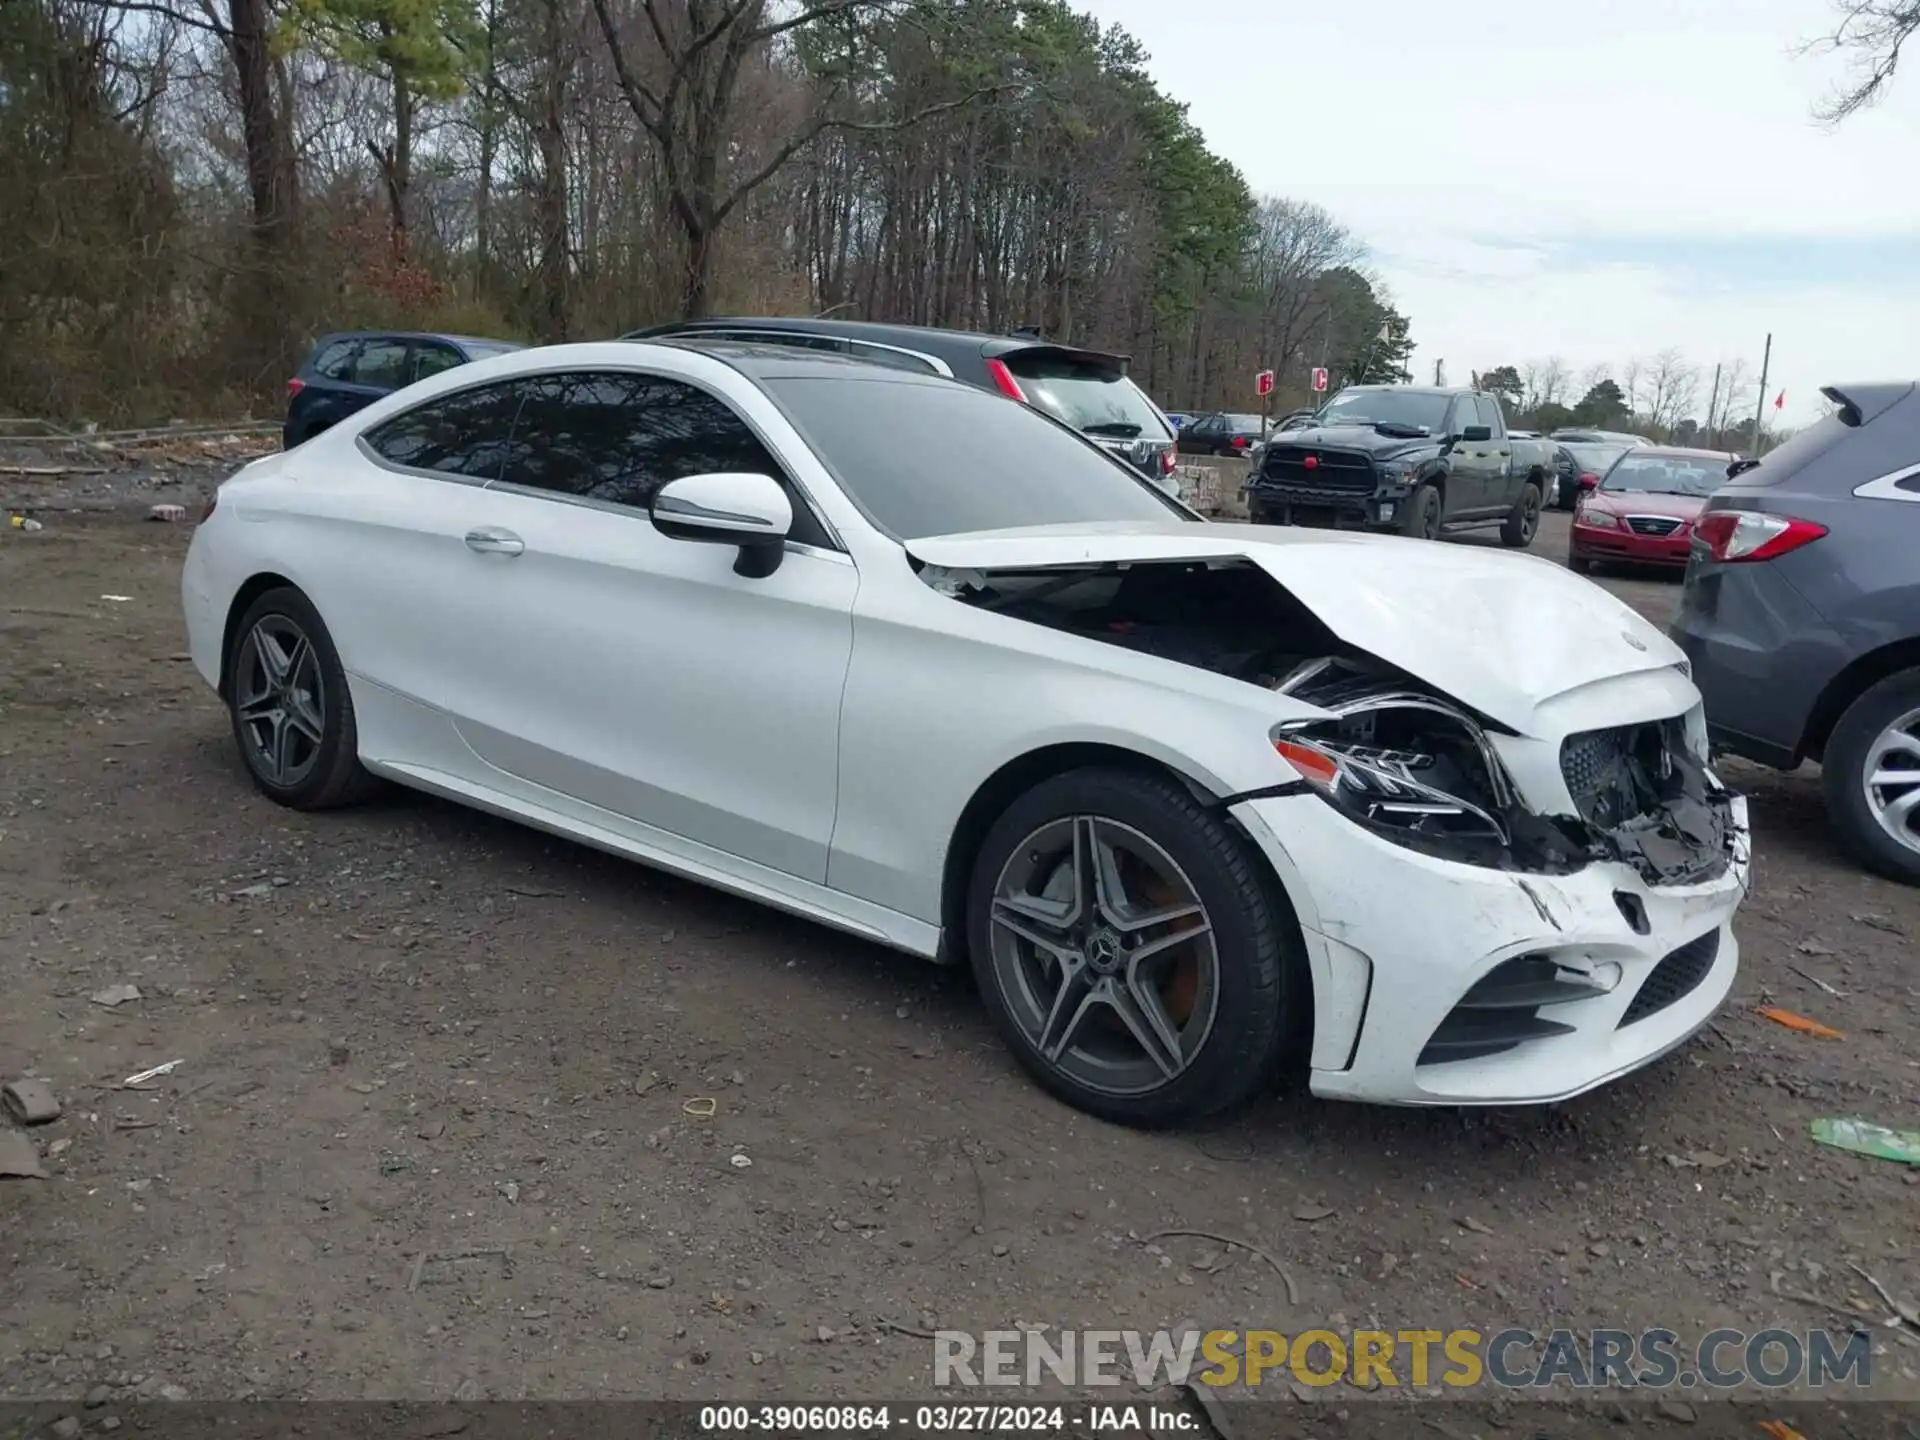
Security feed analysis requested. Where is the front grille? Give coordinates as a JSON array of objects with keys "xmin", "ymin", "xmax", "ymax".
[
  {"xmin": 1559, "ymin": 719, "xmax": 1685, "ymax": 830},
  {"xmin": 1625, "ymin": 515, "xmax": 1683, "ymax": 536},
  {"xmin": 1618, "ymin": 930, "xmax": 1721, "ymax": 1027},
  {"xmin": 1261, "ymin": 446, "xmax": 1376, "ymax": 495}
]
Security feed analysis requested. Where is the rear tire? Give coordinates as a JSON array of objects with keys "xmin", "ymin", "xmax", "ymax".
[
  {"xmin": 1399, "ymin": 484, "xmax": 1442, "ymax": 540},
  {"xmin": 1569, "ymin": 554, "xmax": 1594, "ymax": 575},
  {"xmin": 1822, "ymin": 668, "xmax": 1920, "ymax": 885},
  {"xmin": 226, "ymin": 586, "xmax": 381, "ymax": 811},
  {"xmin": 965, "ymin": 767, "xmax": 1304, "ymax": 1127},
  {"xmin": 1500, "ymin": 482, "xmax": 1542, "ymax": 548}
]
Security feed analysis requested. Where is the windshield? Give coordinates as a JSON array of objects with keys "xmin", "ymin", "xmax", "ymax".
[
  {"xmin": 1564, "ymin": 442, "xmax": 1629, "ymax": 473},
  {"xmin": 765, "ymin": 375, "xmax": 1188, "ymax": 539},
  {"xmin": 1003, "ymin": 353, "xmax": 1172, "ymax": 440},
  {"xmin": 1316, "ymin": 388, "xmax": 1451, "ymax": 434},
  {"xmin": 1600, "ymin": 454, "xmax": 1729, "ymax": 497}
]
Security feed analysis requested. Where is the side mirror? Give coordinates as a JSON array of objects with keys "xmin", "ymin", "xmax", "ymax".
[
  {"xmin": 650, "ymin": 472, "xmax": 793, "ymax": 578},
  {"xmin": 1459, "ymin": 425, "xmax": 1493, "ymax": 444},
  {"xmin": 1577, "ymin": 474, "xmax": 1600, "ymax": 492}
]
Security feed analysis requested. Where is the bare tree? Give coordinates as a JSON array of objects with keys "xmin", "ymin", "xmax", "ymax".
[
  {"xmin": 1809, "ymin": 0, "xmax": 1920, "ymax": 120},
  {"xmin": 1621, "ymin": 357, "xmax": 1645, "ymax": 423},
  {"xmin": 1707, "ymin": 357, "xmax": 1754, "ymax": 442},
  {"xmin": 1634, "ymin": 348, "xmax": 1699, "ymax": 434},
  {"xmin": 1522, "ymin": 355, "xmax": 1570, "ymax": 410},
  {"xmin": 589, "ymin": 0, "xmax": 998, "ymax": 318},
  {"xmin": 1244, "ymin": 197, "xmax": 1364, "ymax": 393}
]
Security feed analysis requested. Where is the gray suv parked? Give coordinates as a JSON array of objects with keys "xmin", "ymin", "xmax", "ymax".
[{"xmin": 1671, "ymin": 380, "xmax": 1920, "ymax": 883}]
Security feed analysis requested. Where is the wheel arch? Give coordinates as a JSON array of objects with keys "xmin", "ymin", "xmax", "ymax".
[
  {"xmin": 217, "ymin": 572, "xmax": 300, "ymax": 699},
  {"xmin": 935, "ymin": 741, "xmax": 1309, "ymax": 970},
  {"xmin": 1800, "ymin": 637, "xmax": 1920, "ymax": 763}
]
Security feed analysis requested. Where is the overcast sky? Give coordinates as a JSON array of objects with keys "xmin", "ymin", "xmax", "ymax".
[{"xmin": 1076, "ymin": 0, "xmax": 1920, "ymax": 423}]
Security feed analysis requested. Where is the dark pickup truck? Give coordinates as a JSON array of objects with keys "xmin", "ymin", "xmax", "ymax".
[{"xmin": 1245, "ymin": 384, "xmax": 1554, "ymax": 547}]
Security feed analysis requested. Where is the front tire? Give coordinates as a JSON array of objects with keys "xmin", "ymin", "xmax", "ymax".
[
  {"xmin": 226, "ymin": 586, "xmax": 380, "ymax": 810},
  {"xmin": 1822, "ymin": 668, "xmax": 1920, "ymax": 885},
  {"xmin": 1400, "ymin": 483, "xmax": 1442, "ymax": 540},
  {"xmin": 1501, "ymin": 482, "xmax": 1542, "ymax": 548},
  {"xmin": 1569, "ymin": 553, "xmax": 1594, "ymax": 575},
  {"xmin": 965, "ymin": 768, "xmax": 1303, "ymax": 1127}
]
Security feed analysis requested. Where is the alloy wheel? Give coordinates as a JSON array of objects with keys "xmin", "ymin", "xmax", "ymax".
[
  {"xmin": 234, "ymin": 615, "xmax": 327, "ymax": 787},
  {"xmin": 986, "ymin": 815, "xmax": 1220, "ymax": 1097},
  {"xmin": 1863, "ymin": 707, "xmax": 1920, "ymax": 857},
  {"xmin": 1520, "ymin": 490, "xmax": 1540, "ymax": 541}
]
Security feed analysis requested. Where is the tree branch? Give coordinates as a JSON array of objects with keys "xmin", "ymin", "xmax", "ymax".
[
  {"xmin": 588, "ymin": 0, "xmax": 666, "ymax": 137},
  {"xmin": 1810, "ymin": 0, "xmax": 1920, "ymax": 120},
  {"xmin": 711, "ymin": 84, "xmax": 1001, "ymax": 229},
  {"xmin": 67, "ymin": 0, "xmax": 227, "ymax": 38},
  {"xmin": 747, "ymin": 0, "xmax": 869, "ymax": 44}
]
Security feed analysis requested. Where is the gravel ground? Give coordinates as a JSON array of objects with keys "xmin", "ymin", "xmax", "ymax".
[{"xmin": 3, "ymin": 465, "xmax": 1918, "ymax": 1411}]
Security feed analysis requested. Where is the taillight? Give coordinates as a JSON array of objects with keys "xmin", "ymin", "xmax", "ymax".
[
  {"xmin": 1693, "ymin": 510, "xmax": 1828, "ymax": 563},
  {"xmin": 1160, "ymin": 446, "xmax": 1177, "ymax": 475},
  {"xmin": 1231, "ymin": 434, "xmax": 1248, "ymax": 449},
  {"xmin": 286, "ymin": 377, "xmax": 305, "ymax": 398},
  {"xmin": 984, "ymin": 358, "xmax": 1026, "ymax": 402}
]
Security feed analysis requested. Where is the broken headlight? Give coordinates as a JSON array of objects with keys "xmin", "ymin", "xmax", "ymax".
[{"xmin": 1270, "ymin": 670, "xmax": 1517, "ymax": 850}]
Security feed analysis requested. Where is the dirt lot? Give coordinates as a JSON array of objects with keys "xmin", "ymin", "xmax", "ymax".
[{"xmin": 3, "ymin": 482, "xmax": 1918, "ymax": 1408}]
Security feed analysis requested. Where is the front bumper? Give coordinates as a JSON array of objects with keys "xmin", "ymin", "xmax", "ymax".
[
  {"xmin": 1231, "ymin": 791, "xmax": 1750, "ymax": 1106},
  {"xmin": 1247, "ymin": 483, "xmax": 1404, "ymax": 529},
  {"xmin": 180, "ymin": 527, "xmax": 226, "ymax": 693},
  {"xmin": 1570, "ymin": 520, "xmax": 1691, "ymax": 566}
]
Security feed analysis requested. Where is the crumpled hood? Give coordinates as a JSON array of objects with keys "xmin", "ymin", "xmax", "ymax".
[
  {"xmin": 905, "ymin": 520, "xmax": 1686, "ymax": 735},
  {"xmin": 1267, "ymin": 425, "xmax": 1438, "ymax": 460}
]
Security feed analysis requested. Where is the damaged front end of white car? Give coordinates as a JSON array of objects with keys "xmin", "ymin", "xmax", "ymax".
[{"xmin": 911, "ymin": 524, "xmax": 1749, "ymax": 1106}]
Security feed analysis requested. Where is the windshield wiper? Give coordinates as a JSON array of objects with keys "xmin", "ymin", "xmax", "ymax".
[{"xmin": 1081, "ymin": 422, "xmax": 1143, "ymax": 438}]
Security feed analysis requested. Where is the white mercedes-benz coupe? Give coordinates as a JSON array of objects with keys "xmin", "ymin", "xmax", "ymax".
[{"xmin": 182, "ymin": 339, "xmax": 1750, "ymax": 1125}]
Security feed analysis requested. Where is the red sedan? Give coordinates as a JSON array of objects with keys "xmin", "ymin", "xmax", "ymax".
[{"xmin": 1569, "ymin": 446, "xmax": 1738, "ymax": 574}]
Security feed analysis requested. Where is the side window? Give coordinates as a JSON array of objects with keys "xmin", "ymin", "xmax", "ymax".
[
  {"xmin": 1474, "ymin": 396, "xmax": 1502, "ymax": 434},
  {"xmin": 311, "ymin": 340, "xmax": 360, "ymax": 380},
  {"xmin": 364, "ymin": 380, "xmax": 527, "ymax": 481},
  {"xmin": 410, "ymin": 344, "xmax": 465, "ymax": 383},
  {"xmin": 1447, "ymin": 399, "xmax": 1477, "ymax": 436},
  {"xmin": 352, "ymin": 338, "xmax": 411, "ymax": 390},
  {"xmin": 498, "ymin": 370, "xmax": 830, "ymax": 547}
]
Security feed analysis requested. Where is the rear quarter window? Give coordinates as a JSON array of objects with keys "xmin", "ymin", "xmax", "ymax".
[{"xmin": 310, "ymin": 340, "xmax": 359, "ymax": 380}]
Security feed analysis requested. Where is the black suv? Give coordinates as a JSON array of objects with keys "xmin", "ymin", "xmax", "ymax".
[{"xmin": 626, "ymin": 317, "xmax": 1181, "ymax": 495}]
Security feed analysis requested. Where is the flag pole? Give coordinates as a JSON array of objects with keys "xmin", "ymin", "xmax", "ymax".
[{"xmin": 1749, "ymin": 333, "xmax": 1772, "ymax": 457}]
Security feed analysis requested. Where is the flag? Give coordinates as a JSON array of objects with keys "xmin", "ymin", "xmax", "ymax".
[{"xmin": 1773, "ymin": 390, "xmax": 1785, "ymax": 410}]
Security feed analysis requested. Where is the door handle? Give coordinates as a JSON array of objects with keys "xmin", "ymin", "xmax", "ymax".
[{"xmin": 464, "ymin": 527, "xmax": 525, "ymax": 556}]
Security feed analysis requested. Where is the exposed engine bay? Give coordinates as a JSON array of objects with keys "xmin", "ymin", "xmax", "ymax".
[{"xmin": 921, "ymin": 556, "xmax": 1738, "ymax": 887}]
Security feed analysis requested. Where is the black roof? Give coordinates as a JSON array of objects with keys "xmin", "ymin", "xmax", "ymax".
[{"xmin": 626, "ymin": 315, "xmax": 1129, "ymax": 367}]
